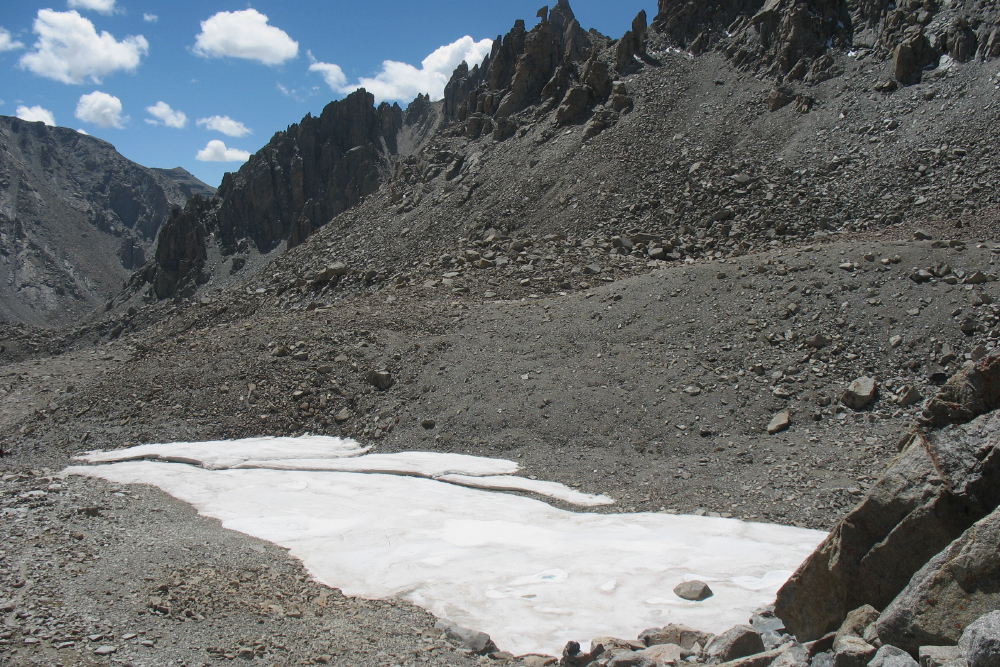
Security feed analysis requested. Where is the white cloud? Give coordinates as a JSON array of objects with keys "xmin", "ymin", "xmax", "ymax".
[
  {"xmin": 16, "ymin": 105, "xmax": 56, "ymax": 126},
  {"xmin": 143, "ymin": 14, "xmax": 158, "ymax": 23},
  {"xmin": 193, "ymin": 9, "xmax": 298, "ymax": 65},
  {"xmin": 67, "ymin": 0, "xmax": 116, "ymax": 15},
  {"xmin": 0, "ymin": 27, "xmax": 25, "ymax": 52},
  {"xmin": 196, "ymin": 115, "xmax": 251, "ymax": 137},
  {"xmin": 75, "ymin": 90, "xmax": 126, "ymax": 128},
  {"xmin": 196, "ymin": 139, "xmax": 250, "ymax": 162},
  {"xmin": 308, "ymin": 61, "xmax": 346, "ymax": 89},
  {"xmin": 310, "ymin": 36, "xmax": 492, "ymax": 103},
  {"xmin": 146, "ymin": 101, "xmax": 187, "ymax": 128},
  {"xmin": 77, "ymin": 128, "xmax": 89, "ymax": 134},
  {"xmin": 18, "ymin": 10, "xmax": 148, "ymax": 84}
]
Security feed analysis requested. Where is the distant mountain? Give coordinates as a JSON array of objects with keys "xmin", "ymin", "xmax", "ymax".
[
  {"xmin": 151, "ymin": 167, "xmax": 217, "ymax": 200},
  {"xmin": 0, "ymin": 116, "xmax": 199, "ymax": 327}
]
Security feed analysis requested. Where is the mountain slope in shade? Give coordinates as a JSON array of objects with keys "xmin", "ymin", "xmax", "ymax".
[
  {"xmin": 151, "ymin": 167, "xmax": 218, "ymax": 200},
  {"xmin": 0, "ymin": 116, "xmax": 196, "ymax": 327}
]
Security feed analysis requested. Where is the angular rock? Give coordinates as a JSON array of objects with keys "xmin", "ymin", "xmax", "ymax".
[
  {"xmin": 563, "ymin": 640, "xmax": 605, "ymax": 667},
  {"xmin": 835, "ymin": 606, "xmax": 880, "ymax": 647},
  {"xmin": 640, "ymin": 624, "xmax": 713, "ymax": 650},
  {"xmin": 960, "ymin": 612, "xmax": 1000, "ymax": 667},
  {"xmin": 768, "ymin": 411, "xmax": 791, "ymax": 434},
  {"xmin": 869, "ymin": 645, "xmax": 918, "ymax": 667},
  {"xmin": 774, "ymin": 406, "xmax": 1000, "ymax": 642},
  {"xmin": 919, "ymin": 646, "xmax": 966, "ymax": 667},
  {"xmin": 704, "ymin": 626, "xmax": 765, "ymax": 664},
  {"xmin": 366, "ymin": 370, "xmax": 394, "ymax": 391},
  {"xmin": 674, "ymin": 580, "xmax": 713, "ymax": 601},
  {"xmin": 842, "ymin": 378, "xmax": 877, "ymax": 410},
  {"xmin": 638, "ymin": 643, "xmax": 683, "ymax": 665},
  {"xmin": 877, "ymin": 507, "xmax": 1000, "ymax": 653},
  {"xmin": 435, "ymin": 620, "xmax": 498, "ymax": 655},
  {"xmin": 919, "ymin": 354, "xmax": 1000, "ymax": 429},
  {"xmin": 834, "ymin": 636, "xmax": 876, "ymax": 667}
]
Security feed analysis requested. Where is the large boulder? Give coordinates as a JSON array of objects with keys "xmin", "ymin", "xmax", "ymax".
[
  {"xmin": 774, "ymin": 361, "xmax": 1000, "ymax": 642},
  {"xmin": 960, "ymin": 612, "xmax": 1000, "ymax": 667},
  {"xmin": 877, "ymin": 507, "xmax": 1000, "ymax": 653},
  {"xmin": 703, "ymin": 626, "xmax": 766, "ymax": 664}
]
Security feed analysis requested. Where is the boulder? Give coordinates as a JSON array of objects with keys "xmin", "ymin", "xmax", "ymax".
[
  {"xmin": 704, "ymin": 626, "xmax": 766, "ymax": 664},
  {"xmin": 435, "ymin": 620, "xmax": 498, "ymax": 655},
  {"xmin": 774, "ymin": 406, "xmax": 1000, "ymax": 641},
  {"xmin": 842, "ymin": 378, "xmax": 877, "ymax": 410},
  {"xmin": 918, "ymin": 646, "xmax": 965, "ymax": 667},
  {"xmin": 918, "ymin": 354, "xmax": 1000, "ymax": 429},
  {"xmin": 835, "ymin": 606, "xmax": 880, "ymax": 647},
  {"xmin": 877, "ymin": 507, "xmax": 1000, "ymax": 653},
  {"xmin": 638, "ymin": 643, "xmax": 683, "ymax": 665},
  {"xmin": 959, "ymin": 612, "xmax": 1000, "ymax": 667},
  {"xmin": 768, "ymin": 411, "xmax": 791, "ymax": 434},
  {"xmin": 869, "ymin": 646, "xmax": 919, "ymax": 667},
  {"xmin": 640, "ymin": 624, "xmax": 713, "ymax": 650},
  {"xmin": 834, "ymin": 637, "xmax": 877, "ymax": 667},
  {"xmin": 674, "ymin": 580, "xmax": 713, "ymax": 601}
]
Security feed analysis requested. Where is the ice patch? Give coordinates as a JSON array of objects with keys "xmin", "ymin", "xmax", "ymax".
[{"xmin": 67, "ymin": 437, "xmax": 826, "ymax": 657}]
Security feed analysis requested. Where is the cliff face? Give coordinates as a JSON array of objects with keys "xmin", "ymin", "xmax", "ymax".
[
  {"xmin": 213, "ymin": 89, "xmax": 402, "ymax": 255},
  {"xmin": 141, "ymin": 89, "xmax": 409, "ymax": 300},
  {"xmin": 0, "ymin": 116, "xmax": 206, "ymax": 326}
]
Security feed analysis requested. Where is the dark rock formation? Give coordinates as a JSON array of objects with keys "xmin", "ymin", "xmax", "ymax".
[
  {"xmin": 150, "ymin": 167, "xmax": 217, "ymax": 200},
  {"xmin": 774, "ymin": 354, "xmax": 1000, "ymax": 642},
  {"xmin": 653, "ymin": 0, "xmax": 852, "ymax": 80},
  {"xmin": 214, "ymin": 89, "xmax": 401, "ymax": 254},
  {"xmin": 0, "ymin": 115, "xmax": 198, "ymax": 326},
  {"xmin": 140, "ymin": 196, "xmax": 213, "ymax": 299}
]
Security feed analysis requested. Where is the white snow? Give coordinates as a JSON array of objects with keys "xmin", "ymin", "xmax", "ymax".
[
  {"xmin": 68, "ymin": 437, "xmax": 826, "ymax": 657},
  {"xmin": 438, "ymin": 474, "xmax": 614, "ymax": 507}
]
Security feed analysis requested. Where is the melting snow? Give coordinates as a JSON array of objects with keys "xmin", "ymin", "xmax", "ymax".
[{"xmin": 69, "ymin": 437, "xmax": 826, "ymax": 657}]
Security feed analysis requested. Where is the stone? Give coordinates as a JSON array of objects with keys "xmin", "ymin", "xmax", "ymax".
[
  {"xmin": 271, "ymin": 345, "xmax": 291, "ymax": 357},
  {"xmin": 583, "ymin": 264, "xmax": 602, "ymax": 275},
  {"xmin": 640, "ymin": 624, "xmax": 713, "ymax": 650},
  {"xmin": 367, "ymin": 370, "xmax": 394, "ymax": 391},
  {"xmin": 919, "ymin": 353, "xmax": 1000, "ymax": 429},
  {"xmin": 774, "ymin": 404, "xmax": 1000, "ymax": 642},
  {"xmin": 960, "ymin": 612, "xmax": 1000, "ymax": 667},
  {"xmin": 435, "ymin": 620, "xmax": 498, "ymax": 655},
  {"xmin": 834, "ymin": 636, "xmax": 876, "ymax": 667},
  {"xmin": 420, "ymin": 419, "xmax": 436, "ymax": 429},
  {"xmin": 333, "ymin": 408, "xmax": 351, "ymax": 423},
  {"xmin": 890, "ymin": 336, "xmax": 904, "ymax": 349},
  {"xmin": 703, "ymin": 625, "xmax": 765, "ymax": 664},
  {"xmin": 674, "ymin": 580, "xmax": 713, "ymax": 601},
  {"xmin": 638, "ymin": 643, "xmax": 684, "ymax": 664},
  {"xmin": 919, "ymin": 646, "xmax": 966, "ymax": 667},
  {"xmin": 965, "ymin": 272, "xmax": 988, "ymax": 286},
  {"xmin": 835, "ymin": 606, "xmax": 880, "ymax": 647},
  {"xmin": 897, "ymin": 386, "xmax": 923, "ymax": 408},
  {"xmin": 523, "ymin": 657, "xmax": 558, "ymax": 667},
  {"xmin": 842, "ymin": 378, "xmax": 877, "ymax": 410},
  {"xmin": 868, "ymin": 645, "xmax": 918, "ymax": 667},
  {"xmin": 563, "ymin": 640, "xmax": 605, "ymax": 667},
  {"xmin": 806, "ymin": 334, "xmax": 830, "ymax": 349},
  {"xmin": 595, "ymin": 638, "xmax": 647, "ymax": 653},
  {"xmin": 94, "ymin": 646, "xmax": 118, "ymax": 656},
  {"xmin": 713, "ymin": 648, "xmax": 786, "ymax": 667},
  {"xmin": 768, "ymin": 411, "xmax": 791, "ymax": 434}
]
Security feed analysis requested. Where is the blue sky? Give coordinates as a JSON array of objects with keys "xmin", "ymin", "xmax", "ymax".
[{"xmin": 0, "ymin": 0, "xmax": 651, "ymax": 188}]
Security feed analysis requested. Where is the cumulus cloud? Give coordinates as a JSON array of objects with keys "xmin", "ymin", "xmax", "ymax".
[
  {"xmin": 0, "ymin": 28, "xmax": 25, "ymax": 52},
  {"xmin": 310, "ymin": 36, "xmax": 492, "ymax": 103},
  {"xmin": 193, "ymin": 9, "xmax": 298, "ymax": 65},
  {"xmin": 77, "ymin": 128, "xmax": 89, "ymax": 134},
  {"xmin": 67, "ymin": 0, "xmax": 116, "ymax": 15},
  {"xmin": 75, "ymin": 90, "xmax": 126, "ymax": 128},
  {"xmin": 16, "ymin": 105, "xmax": 56, "ymax": 126},
  {"xmin": 143, "ymin": 14, "xmax": 158, "ymax": 23},
  {"xmin": 196, "ymin": 139, "xmax": 250, "ymax": 162},
  {"xmin": 145, "ymin": 101, "xmax": 186, "ymax": 128},
  {"xmin": 196, "ymin": 115, "xmax": 251, "ymax": 137},
  {"xmin": 19, "ymin": 10, "xmax": 148, "ymax": 84}
]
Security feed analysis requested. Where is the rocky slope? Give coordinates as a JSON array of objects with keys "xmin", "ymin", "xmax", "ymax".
[
  {"xmin": 0, "ymin": 116, "xmax": 211, "ymax": 327},
  {"xmin": 6, "ymin": 0, "xmax": 1000, "ymax": 664}
]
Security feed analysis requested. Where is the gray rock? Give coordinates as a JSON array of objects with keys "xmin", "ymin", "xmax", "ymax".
[
  {"xmin": 960, "ymin": 612, "xmax": 1000, "ymax": 667},
  {"xmin": 674, "ymin": 580, "xmax": 713, "ymax": 601},
  {"xmin": 774, "ymin": 404, "xmax": 1000, "ymax": 641},
  {"xmin": 768, "ymin": 411, "xmax": 791, "ymax": 434},
  {"xmin": 878, "ymin": 507, "xmax": 1000, "ymax": 653},
  {"xmin": 919, "ymin": 646, "xmax": 966, "ymax": 667},
  {"xmin": 637, "ymin": 643, "xmax": 683, "ymax": 665},
  {"xmin": 640, "ymin": 624, "xmax": 713, "ymax": 650},
  {"xmin": 435, "ymin": 620, "xmax": 497, "ymax": 655},
  {"xmin": 836, "ymin": 607, "xmax": 880, "ymax": 647},
  {"xmin": 868, "ymin": 646, "xmax": 918, "ymax": 667},
  {"xmin": 704, "ymin": 625, "xmax": 766, "ymax": 664},
  {"xmin": 366, "ymin": 370, "xmax": 394, "ymax": 391},
  {"xmin": 842, "ymin": 377, "xmax": 877, "ymax": 410},
  {"xmin": 835, "ymin": 637, "xmax": 877, "ymax": 667},
  {"xmin": 814, "ymin": 653, "xmax": 835, "ymax": 667}
]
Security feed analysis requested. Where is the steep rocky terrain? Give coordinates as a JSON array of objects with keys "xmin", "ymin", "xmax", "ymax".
[
  {"xmin": 4, "ymin": 0, "xmax": 1000, "ymax": 664},
  {"xmin": 0, "ymin": 117, "xmax": 211, "ymax": 327}
]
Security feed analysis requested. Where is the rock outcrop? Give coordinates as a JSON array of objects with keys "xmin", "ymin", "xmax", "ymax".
[
  {"xmin": 0, "ymin": 115, "xmax": 206, "ymax": 325},
  {"xmin": 214, "ymin": 89, "xmax": 402, "ymax": 254},
  {"xmin": 774, "ymin": 354, "xmax": 1000, "ymax": 642}
]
